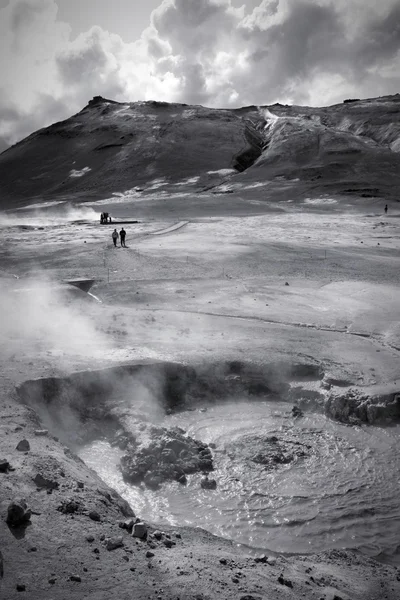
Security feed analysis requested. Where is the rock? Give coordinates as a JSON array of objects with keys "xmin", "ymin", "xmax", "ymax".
[
  {"xmin": 153, "ymin": 530, "xmax": 163, "ymax": 540},
  {"xmin": 33, "ymin": 473, "xmax": 59, "ymax": 490},
  {"xmin": 57, "ymin": 499, "xmax": 82, "ymax": 514},
  {"xmin": 174, "ymin": 532, "xmax": 182, "ymax": 539},
  {"xmin": 48, "ymin": 577, "xmax": 57, "ymax": 584},
  {"xmin": 240, "ymin": 596, "xmax": 262, "ymax": 600},
  {"xmin": 219, "ymin": 558, "xmax": 227, "ymax": 565},
  {"xmin": 200, "ymin": 476, "xmax": 217, "ymax": 490},
  {"xmin": 106, "ymin": 536, "xmax": 124, "ymax": 551},
  {"xmin": 232, "ymin": 577, "xmax": 239, "ymax": 583},
  {"xmin": 34, "ymin": 430, "xmax": 48, "ymax": 437},
  {"xmin": 77, "ymin": 481, "xmax": 84, "ymax": 489},
  {"xmin": 278, "ymin": 575, "xmax": 293, "ymax": 588},
  {"xmin": 292, "ymin": 405, "xmax": 303, "ymax": 418},
  {"xmin": 0, "ymin": 459, "xmax": 10, "ymax": 473},
  {"xmin": 16, "ymin": 583, "xmax": 26, "ymax": 592},
  {"xmin": 16, "ymin": 440, "xmax": 30, "ymax": 452},
  {"xmin": 132, "ymin": 522, "xmax": 147, "ymax": 539},
  {"xmin": 285, "ymin": 282, "xmax": 289, "ymax": 286},
  {"xmin": 254, "ymin": 554, "xmax": 268, "ymax": 563},
  {"xmin": 70, "ymin": 574, "xmax": 81, "ymax": 582},
  {"xmin": 89, "ymin": 510, "xmax": 101, "ymax": 522},
  {"xmin": 6, "ymin": 500, "xmax": 32, "ymax": 527},
  {"xmin": 86, "ymin": 535, "xmax": 95, "ymax": 543},
  {"xmin": 146, "ymin": 550, "xmax": 155, "ymax": 558},
  {"xmin": 163, "ymin": 539, "xmax": 175, "ymax": 548},
  {"xmin": 119, "ymin": 518, "xmax": 135, "ymax": 531}
]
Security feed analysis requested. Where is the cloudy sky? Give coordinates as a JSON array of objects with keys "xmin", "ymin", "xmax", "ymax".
[{"xmin": 0, "ymin": 0, "xmax": 399, "ymax": 146}]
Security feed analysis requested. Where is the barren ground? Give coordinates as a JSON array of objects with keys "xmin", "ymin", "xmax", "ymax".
[{"xmin": 1, "ymin": 190, "xmax": 400, "ymax": 599}]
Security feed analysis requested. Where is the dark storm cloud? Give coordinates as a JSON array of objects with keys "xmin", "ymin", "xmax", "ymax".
[{"xmin": 0, "ymin": 0, "xmax": 399, "ymax": 144}]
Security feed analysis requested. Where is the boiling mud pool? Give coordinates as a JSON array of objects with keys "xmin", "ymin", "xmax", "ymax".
[{"xmin": 80, "ymin": 401, "xmax": 400, "ymax": 561}]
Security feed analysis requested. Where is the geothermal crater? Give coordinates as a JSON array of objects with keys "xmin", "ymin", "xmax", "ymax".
[{"xmin": 17, "ymin": 360, "xmax": 400, "ymax": 564}]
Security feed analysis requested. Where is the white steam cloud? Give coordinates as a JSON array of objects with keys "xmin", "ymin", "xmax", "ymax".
[{"xmin": 0, "ymin": 0, "xmax": 400, "ymax": 144}]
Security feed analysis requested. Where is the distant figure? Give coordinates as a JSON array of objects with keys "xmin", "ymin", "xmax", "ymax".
[
  {"xmin": 384, "ymin": 204, "xmax": 388, "ymax": 214},
  {"xmin": 120, "ymin": 228, "xmax": 126, "ymax": 247},
  {"xmin": 112, "ymin": 229, "xmax": 119, "ymax": 247},
  {"xmin": 100, "ymin": 213, "xmax": 104, "ymax": 224}
]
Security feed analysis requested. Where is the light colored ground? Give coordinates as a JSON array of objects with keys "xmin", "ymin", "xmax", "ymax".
[{"xmin": 1, "ymin": 196, "xmax": 400, "ymax": 599}]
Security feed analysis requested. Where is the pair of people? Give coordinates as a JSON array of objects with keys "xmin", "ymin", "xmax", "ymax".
[{"xmin": 112, "ymin": 228, "xmax": 126, "ymax": 247}]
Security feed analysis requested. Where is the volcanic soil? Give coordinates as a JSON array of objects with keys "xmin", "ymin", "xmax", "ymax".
[{"xmin": 1, "ymin": 189, "xmax": 400, "ymax": 599}]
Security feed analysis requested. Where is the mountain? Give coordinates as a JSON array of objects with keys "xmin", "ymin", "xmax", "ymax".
[{"xmin": 0, "ymin": 94, "xmax": 400, "ymax": 210}]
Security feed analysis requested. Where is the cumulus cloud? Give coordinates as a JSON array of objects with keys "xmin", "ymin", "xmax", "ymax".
[{"xmin": 0, "ymin": 0, "xmax": 399, "ymax": 144}]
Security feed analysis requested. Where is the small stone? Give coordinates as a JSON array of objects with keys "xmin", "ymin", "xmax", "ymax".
[
  {"xmin": 34, "ymin": 430, "xmax": 48, "ymax": 437},
  {"xmin": 285, "ymin": 282, "xmax": 289, "ymax": 286},
  {"xmin": 153, "ymin": 530, "xmax": 163, "ymax": 540},
  {"xmin": 16, "ymin": 583, "xmax": 26, "ymax": 592},
  {"xmin": 16, "ymin": 440, "xmax": 30, "ymax": 452},
  {"xmin": 200, "ymin": 476, "xmax": 217, "ymax": 490},
  {"xmin": 48, "ymin": 577, "xmax": 57, "ymax": 584},
  {"xmin": 146, "ymin": 551, "xmax": 155, "ymax": 558},
  {"xmin": 99, "ymin": 534, "xmax": 105, "ymax": 541},
  {"xmin": 119, "ymin": 518, "xmax": 135, "ymax": 531},
  {"xmin": 70, "ymin": 574, "xmax": 81, "ymax": 582},
  {"xmin": 6, "ymin": 500, "xmax": 31, "ymax": 527},
  {"xmin": 132, "ymin": 522, "xmax": 147, "ymax": 539},
  {"xmin": 163, "ymin": 539, "xmax": 175, "ymax": 548},
  {"xmin": 174, "ymin": 532, "xmax": 182, "ymax": 539},
  {"xmin": 89, "ymin": 511, "xmax": 101, "ymax": 522},
  {"xmin": 28, "ymin": 547, "xmax": 37, "ymax": 553},
  {"xmin": 77, "ymin": 482, "xmax": 84, "ymax": 489},
  {"xmin": 106, "ymin": 536, "xmax": 124, "ymax": 551},
  {"xmin": 86, "ymin": 535, "xmax": 95, "ymax": 543},
  {"xmin": 219, "ymin": 558, "xmax": 227, "ymax": 565},
  {"xmin": 232, "ymin": 577, "xmax": 239, "ymax": 583},
  {"xmin": 254, "ymin": 554, "xmax": 268, "ymax": 564},
  {"xmin": 0, "ymin": 459, "xmax": 10, "ymax": 473},
  {"xmin": 122, "ymin": 555, "xmax": 129, "ymax": 562},
  {"xmin": 93, "ymin": 548, "xmax": 100, "ymax": 554}
]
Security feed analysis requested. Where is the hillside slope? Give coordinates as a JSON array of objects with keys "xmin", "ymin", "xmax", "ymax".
[{"xmin": 0, "ymin": 94, "xmax": 400, "ymax": 209}]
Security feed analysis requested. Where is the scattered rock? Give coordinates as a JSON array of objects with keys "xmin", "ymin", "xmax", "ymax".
[
  {"xmin": 163, "ymin": 539, "xmax": 176, "ymax": 548},
  {"xmin": 0, "ymin": 459, "xmax": 10, "ymax": 473},
  {"xmin": 86, "ymin": 535, "xmax": 95, "ymax": 543},
  {"xmin": 48, "ymin": 577, "xmax": 57, "ymax": 584},
  {"xmin": 16, "ymin": 440, "xmax": 30, "ymax": 452},
  {"xmin": 106, "ymin": 537, "xmax": 124, "ymax": 551},
  {"xmin": 77, "ymin": 481, "xmax": 84, "ymax": 489},
  {"xmin": 254, "ymin": 554, "xmax": 268, "ymax": 563},
  {"xmin": 28, "ymin": 547, "xmax": 37, "ymax": 553},
  {"xmin": 219, "ymin": 558, "xmax": 227, "ymax": 565},
  {"xmin": 200, "ymin": 475, "xmax": 217, "ymax": 490},
  {"xmin": 232, "ymin": 577, "xmax": 239, "ymax": 583},
  {"xmin": 16, "ymin": 583, "xmax": 26, "ymax": 592},
  {"xmin": 89, "ymin": 510, "xmax": 101, "ymax": 522},
  {"xmin": 6, "ymin": 500, "xmax": 32, "ymax": 527},
  {"xmin": 146, "ymin": 550, "xmax": 155, "ymax": 558},
  {"xmin": 132, "ymin": 522, "xmax": 147, "ymax": 539},
  {"xmin": 70, "ymin": 574, "xmax": 81, "ymax": 582},
  {"xmin": 240, "ymin": 596, "xmax": 262, "ymax": 600},
  {"xmin": 34, "ymin": 430, "xmax": 48, "ymax": 437},
  {"xmin": 34, "ymin": 473, "xmax": 59, "ymax": 490},
  {"xmin": 285, "ymin": 282, "xmax": 290, "ymax": 286}
]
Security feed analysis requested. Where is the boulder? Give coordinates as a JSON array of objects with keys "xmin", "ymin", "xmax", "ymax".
[
  {"xmin": 132, "ymin": 522, "xmax": 147, "ymax": 539},
  {"xmin": 33, "ymin": 474, "xmax": 59, "ymax": 490},
  {"xmin": 6, "ymin": 500, "xmax": 32, "ymax": 527},
  {"xmin": 106, "ymin": 537, "xmax": 124, "ymax": 551},
  {"xmin": 16, "ymin": 440, "xmax": 30, "ymax": 452}
]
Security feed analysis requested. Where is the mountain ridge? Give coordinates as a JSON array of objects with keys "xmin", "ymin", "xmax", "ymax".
[{"xmin": 1, "ymin": 93, "xmax": 399, "ymax": 210}]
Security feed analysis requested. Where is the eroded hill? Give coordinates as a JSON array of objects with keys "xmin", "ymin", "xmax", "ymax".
[{"xmin": 1, "ymin": 94, "xmax": 400, "ymax": 209}]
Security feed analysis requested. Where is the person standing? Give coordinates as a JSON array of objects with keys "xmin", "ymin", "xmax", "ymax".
[
  {"xmin": 384, "ymin": 204, "xmax": 388, "ymax": 214},
  {"xmin": 120, "ymin": 228, "xmax": 126, "ymax": 247},
  {"xmin": 112, "ymin": 229, "xmax": 119, "ymax": 247}
]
